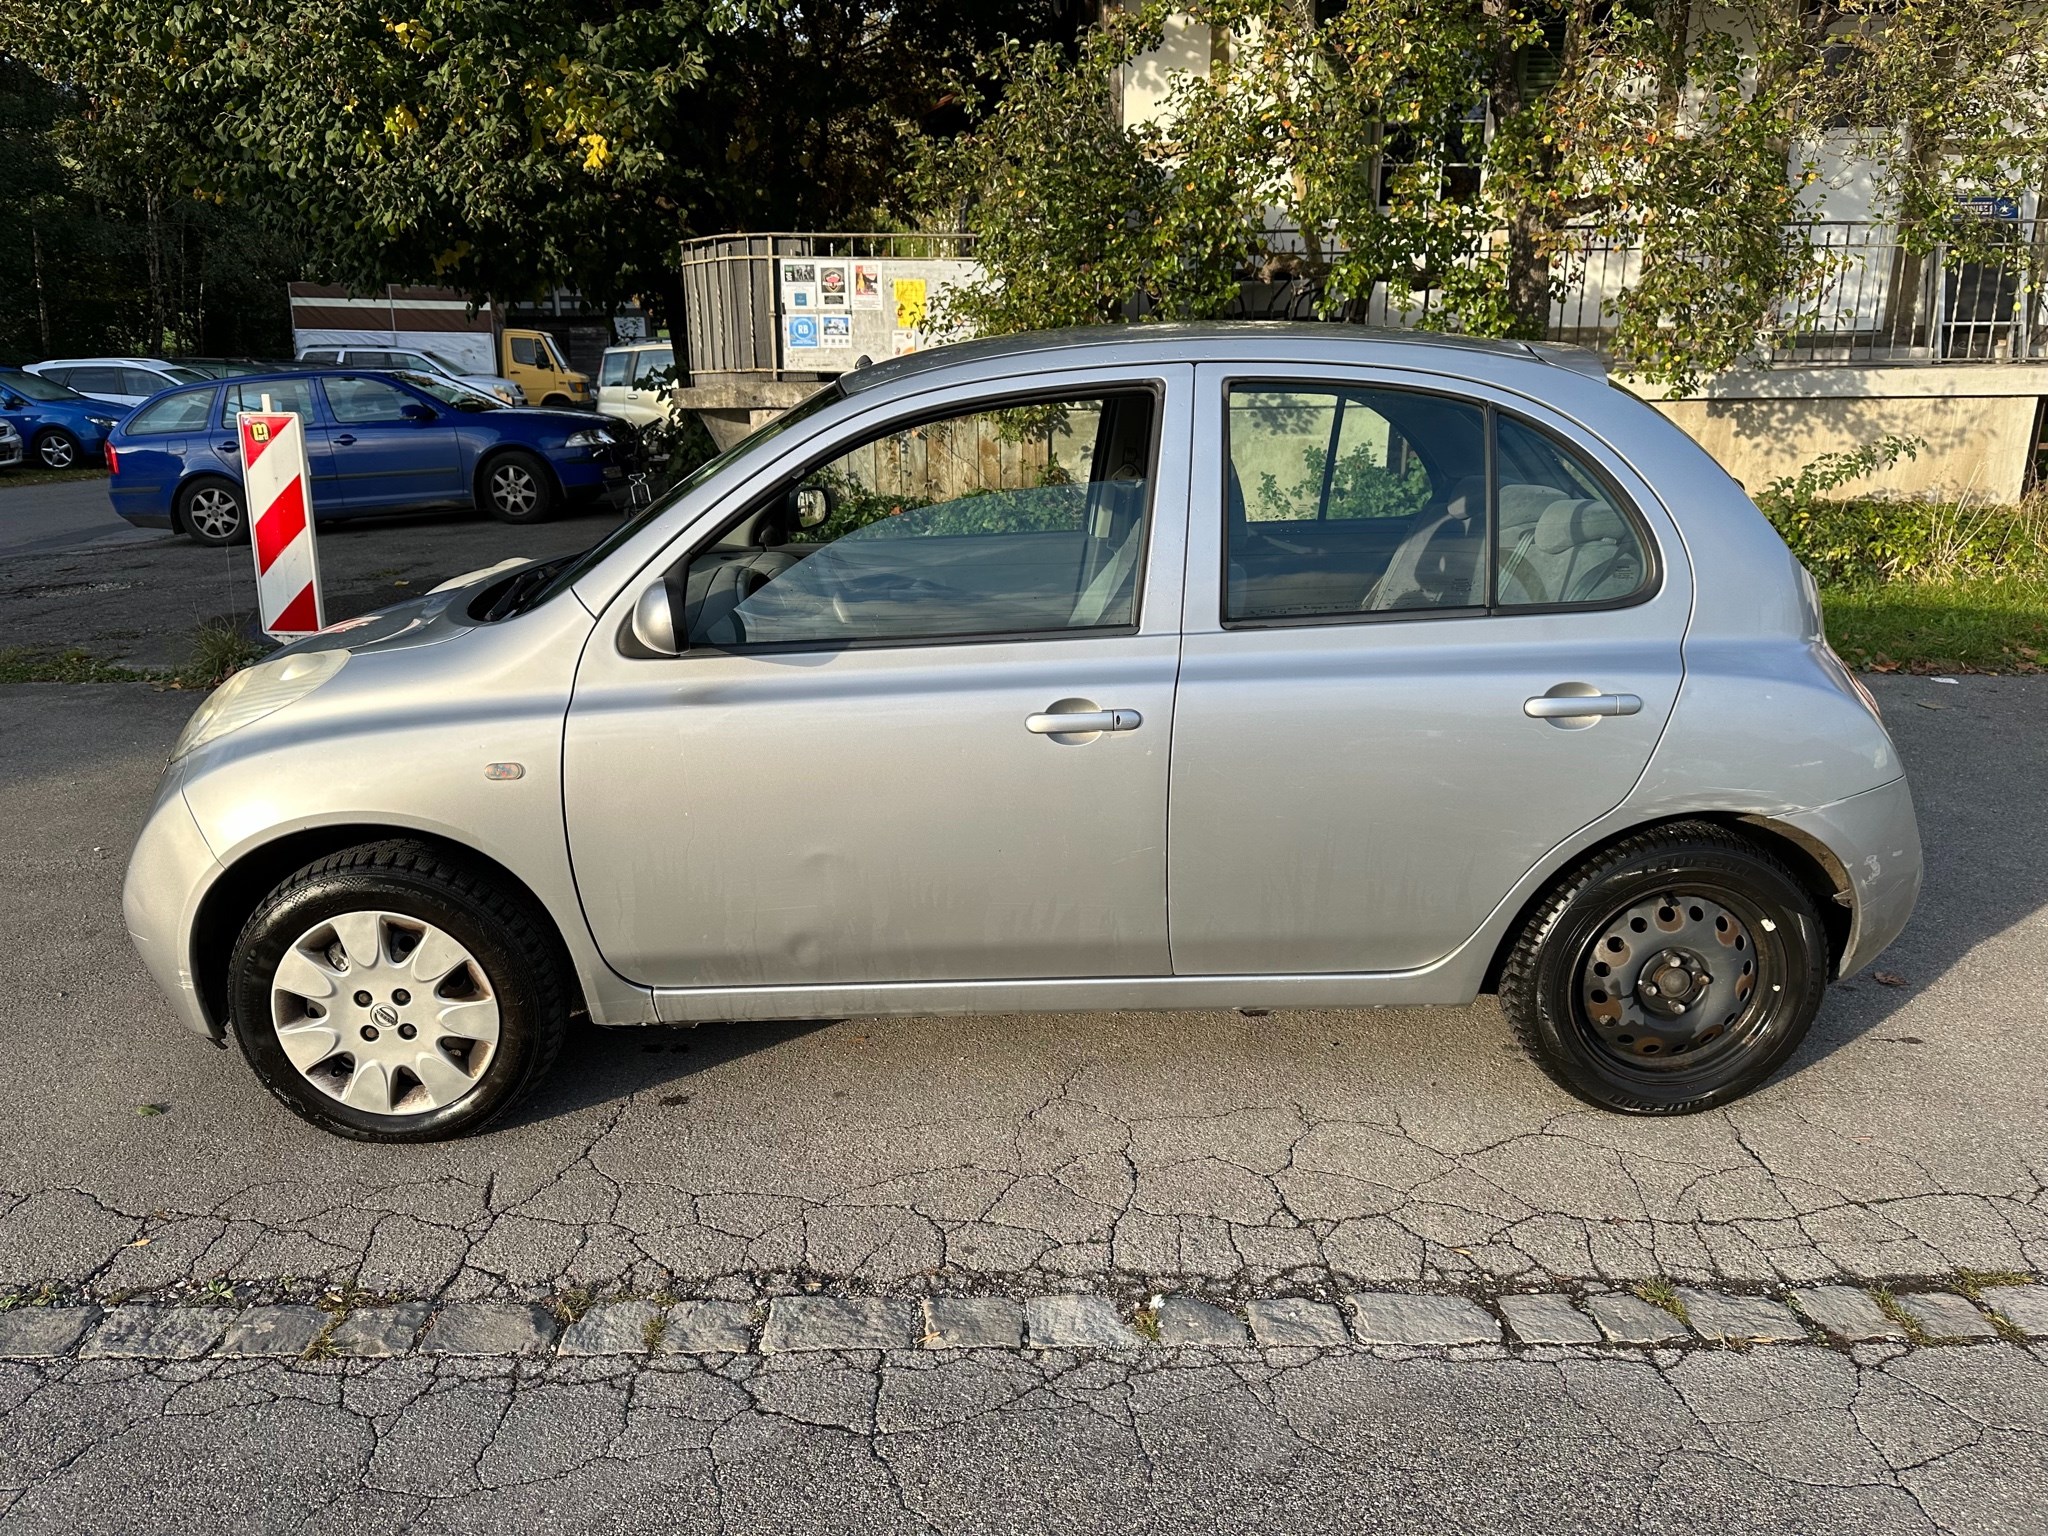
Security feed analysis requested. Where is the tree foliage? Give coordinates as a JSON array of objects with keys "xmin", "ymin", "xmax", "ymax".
[
  {"xmin": 920, "ymin": 1, "xmax": 2048, "ymax": 392},
  {"xmin": 1, "ymin": 0, "xmax": 1087, "ymax": 345}
]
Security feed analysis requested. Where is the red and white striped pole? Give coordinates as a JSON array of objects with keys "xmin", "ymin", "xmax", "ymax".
[{"xmin": 236, "ymin": 405, "xmax": 325, "ymax": 639}]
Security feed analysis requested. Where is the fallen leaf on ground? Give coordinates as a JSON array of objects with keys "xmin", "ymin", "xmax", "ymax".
[{"xmin": 1873, "ymin": 971, "xmax": 1908, "ymax": 987}]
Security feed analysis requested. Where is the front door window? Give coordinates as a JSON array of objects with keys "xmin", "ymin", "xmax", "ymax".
[{"xmin": 683, "ymin": 393, "xmax": 1156, "ymax": 649}]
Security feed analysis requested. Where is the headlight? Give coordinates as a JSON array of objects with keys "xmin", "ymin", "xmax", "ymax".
[
  {"xmin": 170, "ymin": 649, "xmax": 349, "ymax": 762},
  {"xmin": 88, "ymin": 415, "xmax": 118, "ymax": 429},
  {"xmin": 564, "ymin": 427, "xmax": 615, "ymax": 448},
  {"xmin": 495, "ymin": 388, "xmax": 516, "ymax": 403}
]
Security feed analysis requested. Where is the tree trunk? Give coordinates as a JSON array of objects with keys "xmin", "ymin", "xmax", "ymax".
[{"xmin": 31, "ymin": 224, "xmax": 51, "ymax": 355}]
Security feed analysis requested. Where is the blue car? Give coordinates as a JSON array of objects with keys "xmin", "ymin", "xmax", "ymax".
[
  {"xmin": 0, "ymin": 367, "xmax": 122, "ymax": 472},
  {"xmin": 104, "ymin": 369, "xmax": 631, "ymax": 544}
]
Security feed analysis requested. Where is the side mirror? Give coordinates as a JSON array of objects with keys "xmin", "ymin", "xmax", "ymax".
[
  {"xmin": 792, "ymin": 484, "xmax": 835, "ymax": 530},
  {"xmin": 401, "ymin": 403, "xmax": 436, "ymax": 423},
  {"xmin": 629, "ymin": 576, "xmax": 682, "ymax": 657}
]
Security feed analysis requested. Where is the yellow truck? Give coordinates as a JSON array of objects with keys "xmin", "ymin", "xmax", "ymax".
[{"xmin": 499, "ymin": 327, "xmax": 591, "ymax": 408}]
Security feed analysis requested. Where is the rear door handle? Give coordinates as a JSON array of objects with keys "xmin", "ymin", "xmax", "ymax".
[
  {"xmin": 1524, "ymin": 692, "xmax": 1643, "ymax": 718},
  {"xmin": 218, "ymin": 440, "xmax": 238, "ymax": 455},
  {"xmin": 1026, "ymin": 708, "xmax": 1142, "ymax": 735},
  {"xmin": 333, "ymin": 434, "xmax": 358, "ymax": 446}
]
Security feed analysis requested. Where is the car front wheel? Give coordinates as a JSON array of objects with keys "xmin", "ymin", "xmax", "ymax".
[
  {"xmin": 1499, "ymin": 821, "xmax": 1828, "ymax": 1115},
  {"xmin": 229, "ymin": 840, "xmax": 571, "ymax": 1141},
  {"xmin": 481, "ymin": 450, "xmax": 557, "ymax": 524},
  {"xmin": 34, "ymin": 428, "xmax": 82, "ymax": 471},
  {"xmin": 179, "ymin": 477, "xmax": 246, "ymax": 545}
]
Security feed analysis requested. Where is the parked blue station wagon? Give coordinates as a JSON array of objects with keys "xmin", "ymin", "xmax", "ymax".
[{"xmin": 105, "ymin": 369, "xmax": 630, "ymax": 544}]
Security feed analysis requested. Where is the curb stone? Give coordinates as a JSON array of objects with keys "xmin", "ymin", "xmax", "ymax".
[
  {"xmin": 218, "ymin": 1305, "xmax": 331, "ymax": 1359},
  {"xmin": 327, "ymin": 1302, "xmax": 431, "ymax": 1359},
  {"xmin": 657, "ymin": 1300, "xmax": 755, "ymax": 1355},
  {"xmin": 1026, "ymin": 1295, "xmax": 1144, "ymax": 1349},
  {"xmin": 1345, "ymin": 1293, "xmax": 1499, "ymax": 1347},
  {"xmin": 79, "ymin": 1306, "xmax": 235, "ymax": 1361},
  {"xmin": 921, "ymin": 1296, "xmax": 1023, "ymax": 1350},
  {"xmin": 7, "ymin": 1282, "xmax": 2039, "ymax": 1364},
  {"xmin": 1498, "ymin": 1293, "xmax": 1601, "ymax": 1346},
  {"xmin": 1894, "ymin": 1293, "xmax": 1999, "ymax": 1341},
  {"xmin": 1153, "ymin": 1296, "xmax": 1248, "ymax": 1346},
  {"xmin": 1588, "ymin": 1294, "xmax": 1690, "ymax": 1347},
  {"xmin": 420, "ymin": 1302, "xmax": 559, "ymax": 1357},
  {"xmin": 1981, "ymin": 1285, "xmax": 2048, "ymax": 1337},
  {"xmin": 1676, "ymin": 1289, "xmax": 1807, "ymax": 1345},
  {"xmin": 762, "ymin": 1296, "xmax": 916, "ymax": 1353},
  {"xmin": 1791, "ymin": 1286, "xmax": 1906, "ymax": 1343},
  {"xmin": 1246, "ymin": 1298, "xmax": 1348, "ymax": 1348},
  {"xmin": 0, "ymin": 1305, "xmax": 100, "ymax": 1360}
]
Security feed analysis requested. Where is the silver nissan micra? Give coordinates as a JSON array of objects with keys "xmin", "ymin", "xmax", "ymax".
[{"xmin": 124, "ymin": 325, "xmax": 1920, "ymax": 1142}]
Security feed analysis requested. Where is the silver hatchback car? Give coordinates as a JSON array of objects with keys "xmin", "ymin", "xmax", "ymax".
[{"xmin": 125, "ymin": 325, "xmax": 1920, "ymax": 1142}]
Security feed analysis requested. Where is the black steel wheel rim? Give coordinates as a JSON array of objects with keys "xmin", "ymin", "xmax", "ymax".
[{"xmin": 1574, "ymin": 885, "xmax": 1786, "ymax": 1077}]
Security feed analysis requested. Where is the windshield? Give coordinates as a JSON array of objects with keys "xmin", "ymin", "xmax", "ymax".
[
  {"xmin": 1, "ymin": 370, "xmax": 85, "ymax": 403},
  {"xmin": 509, "ymin": 381, "xmax": 846, "ymax": 617},
  {"xmin": 543, "ymin": 336, "xmax": 569, "ymax": 371},
  {"xmin": 393, "ymin": 371, "xmax": 500, "ymax": 411}
]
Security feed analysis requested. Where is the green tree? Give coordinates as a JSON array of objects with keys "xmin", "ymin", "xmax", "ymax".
[
  {"xmin": 3, "ymin": 1, "xmax": 1091, "ymax": 334},
  {"xmin": 919, "ymin": 1, "xmax": 2048, "ymax": 392}
]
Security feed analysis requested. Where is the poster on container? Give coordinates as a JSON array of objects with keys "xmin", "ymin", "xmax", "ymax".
[{"xmin": 775, "ymin": 257, "xmax": 979, "ymax": 373}]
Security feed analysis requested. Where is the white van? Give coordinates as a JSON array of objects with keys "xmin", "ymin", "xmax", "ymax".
[{"xmin": 596, "ymin": 342, "xmax": 677, "ymax": 428}]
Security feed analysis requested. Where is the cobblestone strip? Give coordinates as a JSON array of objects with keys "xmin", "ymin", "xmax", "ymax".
[{"xmin": 5, "ymin": 1279, "xmax": 2042, "ymax": 1364}]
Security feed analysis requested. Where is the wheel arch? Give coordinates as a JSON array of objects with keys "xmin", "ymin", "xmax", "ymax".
[
  {"xmin": 169, "ymin": 468, "xmax": 243, "ymax": 535},
  {"xmin": 471, "ymin": 442, "xmax": 564, "ymax": 510},
  {"xmin": 189, "ymin": 823, "xmax": 587, "ymax": 1037},
  {"xmin": 1480, "ymin": 812, "xmax": 1855, "ymax": 995}
]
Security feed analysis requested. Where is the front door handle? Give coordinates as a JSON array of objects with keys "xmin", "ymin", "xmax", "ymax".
[
  {"xmin": 218, "ymin": 440, "xmax": 238, "ymax": 455},
  {"xmin": 333, "ymin": 433, "xmax": 358, "ymax": 446},
  {"xmin": 1524, "ymin": 692, "xmax": 1643, "ymax": 719},
  {"xmin": 1026, "ymin": 708, "xmax": 1142, "ymax": 735}
]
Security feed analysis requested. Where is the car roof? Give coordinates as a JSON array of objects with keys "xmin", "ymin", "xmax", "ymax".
[
  {"xmin": 32, "ymin": 357, "xmax": 175, "ymax": 369},
  {"xmin": 838, "ymin": 321, "xmax": 1606, "ymax": 395}
]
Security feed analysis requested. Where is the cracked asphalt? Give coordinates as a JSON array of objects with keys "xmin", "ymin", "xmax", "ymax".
[{"xmin": 1, "ymin": 657, "xmax": 2045, "ymax": 1528}]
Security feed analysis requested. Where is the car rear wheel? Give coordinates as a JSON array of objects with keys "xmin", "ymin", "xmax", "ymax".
[
  {"xmin": 179, "ymin": 477, "xmax": 246, "ymax": 545},
  {"xmin": 34, "ymin": 428, "xmax": 81, "ymax": 471},
  {"xmin": 1499, "ymin": 822, "xmax": 1827, "ymax": 1115},
  {"xmin": 481, "ymin": 450, "xmax": 557, "ymax": 524},
  {"xmin": 229, "ymin": 839, "xmax": 571, "ymax": 1142}
]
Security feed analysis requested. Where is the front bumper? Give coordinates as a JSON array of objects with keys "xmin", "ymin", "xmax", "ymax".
[
  {"xmin": 1777, "ymin": 775, "xmax": 1922, "ymax": 979},
  {"xmin": 122, "ymin": 767, "xmax": 223, "ymax": 1039}
]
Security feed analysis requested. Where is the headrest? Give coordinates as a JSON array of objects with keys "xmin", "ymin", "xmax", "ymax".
[
  {"xmin": 1533, "ymin": 497, "xmax": 1625, "ymax": 554},
  {"xmin": 1499, "ymin": 483, "xmax": 1567, "ymax": 530}
]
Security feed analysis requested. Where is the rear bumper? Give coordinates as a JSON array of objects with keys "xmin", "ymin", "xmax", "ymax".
[{"xmin": 1778, "ymin": 776, "xmax": 1922, "ymax": 978}]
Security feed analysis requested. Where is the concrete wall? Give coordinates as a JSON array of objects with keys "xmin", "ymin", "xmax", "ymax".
[{"xmin": 1623, "ymin": 366, "xmax": 2047, "ymax": 503}]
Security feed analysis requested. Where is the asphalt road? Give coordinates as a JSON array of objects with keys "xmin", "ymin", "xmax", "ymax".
[
  {"xmin": 0, "ymin": 474, "xmax": 629, "ymax": 667},
  {"xmin": 0, "ymin": 475, "xmax": 152, "ymax": 559},
  {"xmin": 0, "ymin": 667, "xmax": 2044, "ymax": 1530}
]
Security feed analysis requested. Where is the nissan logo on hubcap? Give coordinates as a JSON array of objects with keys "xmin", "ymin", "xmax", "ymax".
[{"xmin": 371, "ymin": 1004, "xmax": 400, "ymax": 1028}]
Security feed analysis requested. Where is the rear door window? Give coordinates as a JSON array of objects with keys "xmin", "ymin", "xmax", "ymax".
[
  {"xmin": 122, "ymin": 369, "xmax": 174, "ymax": 398},
  {"xmin": 219, "ymin": 378, "xmax": 320, "ymax": 426},
  {"xmin": 69, "ymin": 367, "xmax": 132, "ymax": 396},
  {"xmin": 1225, "ymin": 385, "xmax": 1488, "ymax": 620},
  {"xmin": 128, "ymin": 389, "xmax": 218, "ymax": 436},
  {"xmin": 324, "ymin": 376, "xmax": 419, "ymax": 424}
]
